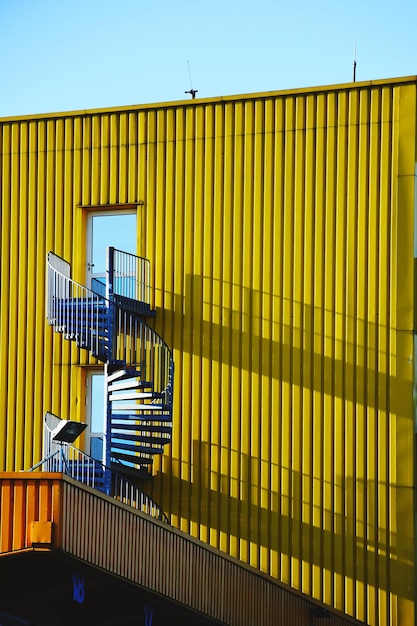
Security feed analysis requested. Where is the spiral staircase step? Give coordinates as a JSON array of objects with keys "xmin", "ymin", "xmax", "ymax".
[
  {"xmin": 111, "ymin": 422, "xmax": 172, "ymax": 433},
  {"xmin": 47, "ymin": 250, "xmax": 173, "ymax": 477}
]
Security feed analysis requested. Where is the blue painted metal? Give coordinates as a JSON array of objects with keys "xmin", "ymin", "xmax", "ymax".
[
  {"xmin": 46, "ymin": 250, "xmax": 174, "ymax": 480},
  {"xmin": 104, "ymin": 248, "xmax": 115, "ymax": 494},
  {"xmin": 110, "ymin": 247, "xmax": 153, "ymax": 316},
  {"xmin": 35, "ymin": 412, "xmax": 170, "ymax": 523}
]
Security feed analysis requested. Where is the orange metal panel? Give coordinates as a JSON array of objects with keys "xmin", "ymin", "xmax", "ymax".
[
  {"xmin": 31, "ymin": 520, "xmax": 53, "ymax": 544},
  {"xmin": 0, "ymin": 473, "xmax": 62, "ymax": 553}
]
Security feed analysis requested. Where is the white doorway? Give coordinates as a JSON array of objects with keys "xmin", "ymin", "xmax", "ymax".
[
  {"xmin": 85, "ymin": 210, "xmax": 138, "ymax": 462},
  {"xmin": 86, "ymin": 211, "xmax": 137, "ymax": 289},
  {"xmin": 86, "ymin": 371, "xmax": 105, "ymax": 461}
]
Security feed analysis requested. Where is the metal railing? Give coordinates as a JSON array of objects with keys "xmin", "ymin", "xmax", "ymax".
[
  {"xmin": 46, "ymin": 250, "xmax": 174, "ymax": 474},
  {"xmin": 110, "ymin": 247, "xmax": 151, "ymax": 313},
  {"xmin": 33, "ymin": 413, "xmax": 169, "ymax": 523},
  {"xmin": 47, "ymin": 252, "xmax": 111, "ymax": 361},
  {"xmin": 47, "ymin": 252, "xmax": 173, "ymax": 398},
  {"xmin": 113, "ymin": 304, "xmax": 173, "ymax": 398}
]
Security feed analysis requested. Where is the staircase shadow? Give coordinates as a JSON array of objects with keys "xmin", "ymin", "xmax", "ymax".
[
  {"xmin": 155, "ymin": 274, "xmax": 410, "ymax": 415},
  {"xmin": 155, "ymin": 440, "xmax": 412, "ymax": 599}
]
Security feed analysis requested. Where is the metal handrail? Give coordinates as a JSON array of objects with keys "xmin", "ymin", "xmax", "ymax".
[
  {"xmin": 47, "ymin": 252, "xmax": 173, "ymax": 399},
  {"xmin": 111, "ymin": 247, "xmax": 151, "ymax": 308},
  {"xmin": 36, "ymin": 413, "xmax": 169, "ymax": 523},
  {"xmin": 47, "ymin": 252, "xmax": 111, "ymax": 361},
  {"xmin": 47, "ymin": 251, "xmax": 174, "ymax": 476},
  {"xmin": 112, "ymin": 304, "xmax": 173, "ymax": 397}
]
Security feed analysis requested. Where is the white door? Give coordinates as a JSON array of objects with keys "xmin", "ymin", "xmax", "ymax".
[
  {"xmin": 86, "ymin": 211, "xmax": 137, "ymax": 289},
  {"xmin": 85, "ymin": 210, "xmax": 137, "ymax": 459}
]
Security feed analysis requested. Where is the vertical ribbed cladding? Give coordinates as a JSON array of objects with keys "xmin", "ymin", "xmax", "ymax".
[
  {"xmin": 260, "ymin": 97, "xmax": 275, "ymax": 577},
  {"xmin": 335, "ymin": 88, "xmax": 348, "ymax": 612},
  {"xmin": 344, "ymin": 86, "xmax": 359, "ymax": 615},
  {"xmin": 1, "ymin": 78, "xmax": 416, "ymax": 626},
  {"xmin": 0, "ymin": 123, "xmax": 9, "ymax": 472},
  {"xmin": 220, "ymin": 100, "xmax": 233, "ymax": 557},
  {"xmin": 0, "ymin": 476, "xmax": 62, "ymax": 552},
  {"xmin": 376, "ymin": 86, "xmax": 394, "ymax": 626},
  {"xmin": 270, "ymin": 95, "xmax": 284, "ymax": 583},
  {"xmin": 7, "ymin": 118, "xmax": 39, "ymax": 468},
  {"xmin": 190, "ymin": 103, "xmax": 206, "ymax": 541},
  {"xmin": 16, "ymin": 122, "xmax": 29, "ymax": 473},
  {"xmin": 182, "ymin": 104, "xmax": 197, "ymax": 534},
  {"xmin": 3, "ymin": 123, "xmax": 18, "ymax": 470},
  {"xmin": 201, "ymin": 102, "xmax": 215, "ymax": 548},
  {"xmin": 72, "ymin": 86, "xmax": 412, "ymax": 624},
  {"xmin": 57, "ymin": 478, "xmax": 364, "ymax": 624},
  {"xmin": 248, "ymin": 98, "xmax": 263, "ymax": 570},
  {"xmin": 210, "ymin": 101, "xmax": 224, "ymax": 547},
  {"xmin": 48, "ymin": 116, "xmax": 79, "ymax": 445},
  {"xmin": 280, "ymin": 93, "xmax": 295, "ymax": 585},
  {"xmin": 323, "ymin": 89, "xmax": 337, "ymax": 608},
  {"xmin": 354, "ymin": 87, "xmax": 370, "ymax": 620},
  {"xmin": 301, "ymin": 92, "xmax": 315, "ymax": 599}
]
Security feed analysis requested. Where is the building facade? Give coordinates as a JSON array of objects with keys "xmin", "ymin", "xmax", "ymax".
[{"xmin": 1, "ymin": 75, "xmax": 416, "ymax": 625}]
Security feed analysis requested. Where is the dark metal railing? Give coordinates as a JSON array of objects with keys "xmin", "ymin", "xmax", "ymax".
[
  {"xmin": 33, "ymin": 412, "xmax": 169, "ymax": 523},
  {"xmin": 113, "ymin": 305, "xmax": 173, "ymax": 397},
  {"xmin": 47, "ymin": 252, "xmax": 111, "ymax": 361},
  {"xmin": 109, "ymin": 247, "xmax": 151, "ymax": 314},
  {"xmin": 46, "ymin": 251, "xmax": 174, "ymax": 475},
  {"xmin": 47, "ymin": 252, "xmax": 172, "ymax": 396}
]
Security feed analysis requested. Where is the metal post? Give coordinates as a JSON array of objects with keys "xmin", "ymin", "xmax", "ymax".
[
  {"xmin": 103, "ymin": 246, "xmax": 115, "ymax": 495},
  {"xmin": 103, "ymin": 363, "xmax": 112, "ymax": 495}
]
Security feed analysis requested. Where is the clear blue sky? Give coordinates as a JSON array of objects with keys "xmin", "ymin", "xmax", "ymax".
[{"xmin": 0, "ymin": 0, "xmax": 416, "ymax": 117}]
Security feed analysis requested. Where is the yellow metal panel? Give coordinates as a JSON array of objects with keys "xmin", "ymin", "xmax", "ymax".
[{"xmin": 0, "ymin": 77, "xmax": 416, "ymax": 626}]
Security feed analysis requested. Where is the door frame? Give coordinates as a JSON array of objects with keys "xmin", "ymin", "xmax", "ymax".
[
  {"xmin": 86, "ymin": 209, "xmax": 137, "ymax": 289},
  {"xmin": 85, "ymin": 369, "xmax": 105, "ymax": 462}
]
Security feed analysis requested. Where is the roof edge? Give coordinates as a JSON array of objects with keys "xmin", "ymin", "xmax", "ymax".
[{"xmin": 1, "ymin": 75, "xmax": 417, "ymax": 124}]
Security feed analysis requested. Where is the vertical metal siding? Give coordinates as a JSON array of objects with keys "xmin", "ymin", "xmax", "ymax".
[
  {"xmin": 0, "ymin": 78, "xmax": 416, "ymax": 626},
  {"xmin": 58, "ymin": 476, "xmax": 362, "ymax": 626},
  {"xmin": 0, "ymin": 474, "xmax": 62, "ymax": 552}
]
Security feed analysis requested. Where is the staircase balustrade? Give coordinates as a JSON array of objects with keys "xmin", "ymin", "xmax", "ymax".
[
  {"xmin": 108, "ymin": 247, "xmax": 152, "ymax": 315},
  {"xmin": 36, "ymin": 413, "xmax": 169, "ymax": 522},
  {"xmin": 47, "ymin": 252, "xmax": 111, "ymax": 361},
  {"xmin": 46, "ymin": 250, "xmax": 174, "ymax": 479}
]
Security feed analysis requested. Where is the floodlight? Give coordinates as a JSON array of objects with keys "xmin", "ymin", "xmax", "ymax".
[{"xmin": 51, "ymin": 419, "xmax": 87, "ymax": 444}]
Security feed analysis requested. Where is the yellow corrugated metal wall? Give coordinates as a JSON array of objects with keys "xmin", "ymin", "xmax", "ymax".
[{"xmin": 0, "ymin": 77, "xmax": 416, "ymax": 626}]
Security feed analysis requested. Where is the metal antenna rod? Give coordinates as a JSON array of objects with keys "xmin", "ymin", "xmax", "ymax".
[
  {"xmin": 353, "ymin": 43, "xmax": 357, "ymax": 82},
  {"xmin": 185, "ymin": 60, "xmax": 198, "ymax": 99}
]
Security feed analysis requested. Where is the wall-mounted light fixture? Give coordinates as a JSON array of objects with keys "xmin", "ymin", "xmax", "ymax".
[
  {"xmin": 51, "ymin": 419, "xmax": 87, "ymax": 444},
  {"xmin": 29, "ymin": 415, "xmax": 88, "ymax": 473}
]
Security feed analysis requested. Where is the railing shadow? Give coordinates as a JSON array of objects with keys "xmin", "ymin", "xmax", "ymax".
[
  {"xmin": 151, "ymin": 272, "xmax": 413, "ymax": 600},
  {"xmin": 155, "ymin": 273, "xmax": 410, "ymax": 415},
  {"xmin": 157, "ymin": 440, "xmax": 412, "ymax": 599}
]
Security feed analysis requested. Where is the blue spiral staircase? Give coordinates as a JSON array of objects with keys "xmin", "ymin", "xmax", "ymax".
[{"xmin": 46, "ymin": 249, "xmax": 174, "ymax": 487}]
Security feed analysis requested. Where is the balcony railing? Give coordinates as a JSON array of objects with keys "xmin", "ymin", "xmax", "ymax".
[
  {"xmin": 30, "ymin": 412, "xmax": 169, "ymax": 523},
  {"xmin": 108, "ymin": 247, "xmax": 152, "ymax": 315}
]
